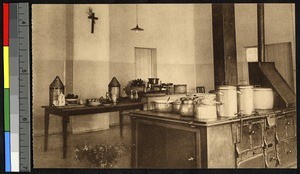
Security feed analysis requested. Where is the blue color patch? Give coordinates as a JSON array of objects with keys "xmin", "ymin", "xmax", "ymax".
[{"xmin": 5, "ymin": 132, "xmax": 11, "ymax": 172}]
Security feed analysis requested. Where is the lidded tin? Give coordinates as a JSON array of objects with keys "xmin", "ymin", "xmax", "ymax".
[
  {"xmin": 49, "ymin": 76, "xmax": 65, "ymax": 106},
  {"xmin": 108, "ymin": 77, "xmax": 121, "ymax": 100},
  {"xmin": 216, "ymin": 85, "xmax": 237, "ymax": 117},
  {"xmin": 237, "ymin": 85, "xmax": 254, "ymax": 115}
]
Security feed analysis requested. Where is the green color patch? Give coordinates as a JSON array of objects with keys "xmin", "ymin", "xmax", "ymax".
[{"xmin": 4, "ymin": 89, "xmax": 10, "ymax": 131}]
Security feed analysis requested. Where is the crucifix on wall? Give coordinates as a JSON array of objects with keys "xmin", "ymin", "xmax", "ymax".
[{"xmin": 88, "ymin": 7, "xmax": 98, "ymax": 33}]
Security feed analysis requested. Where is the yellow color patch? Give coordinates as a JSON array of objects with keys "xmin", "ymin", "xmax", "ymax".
[{"xmin": 3, "ymin": 46, "xmax": 9, "ymax": 88}]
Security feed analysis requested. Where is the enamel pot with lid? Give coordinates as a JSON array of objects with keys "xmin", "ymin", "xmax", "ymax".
[
  {"xmin": 194, "ymin": 104, "xmax": 217, "ymax": 120},
  {"xmin": 194, "ymin": 93, "xmax": 218, "ymax": 119},
  {"xmin": 216, "ymin": 85, "xmax": 238, "ymax": 117},
  {"xmin": 253, "ymin": 87, "xmax": 274, "ymax": 109},
  {"xmin": 237, "ymin": 85, "xmax": 254, "ymax": 115}
]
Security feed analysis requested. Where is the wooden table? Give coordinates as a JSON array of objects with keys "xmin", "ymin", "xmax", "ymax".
[{"xmin": 41, "ymin": 101, "xmax": 144, "ymax": 158}]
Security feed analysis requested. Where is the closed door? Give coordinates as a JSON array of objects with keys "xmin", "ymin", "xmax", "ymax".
[
  {"xmin": 136, "ymin": 120, "xmax": 199, "ymax": 168},
  {"xmin": 250, "ymin": 122, "xmax": 263, "ymax": 149},
  {"xmin": 135, "ymin": 47, "xmax": 157, "ymax": 81},
  {"xmin": 165, "ymin": 128, "xmax": 198, "ymax": 168},
  {"xmin": 285, "ymin": 115, "xmax": 295, "ymax": 138},
  {"xmin": 276, "ymin": 116, "xmax": 286, "ymax": 141},
  {"xmin": 236, "ymin": 124, "xmax": 251, "ymax": 153}
]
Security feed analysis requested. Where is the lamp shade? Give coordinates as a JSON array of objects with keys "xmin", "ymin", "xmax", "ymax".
[
  {"xmin": 108, "ymin": 77, "xmax": 121, "ymax": 99},
  {"xmin": 49, "ymin": 76, "xmax": 65, "ymax": 106},
  {"xmin": 131, "ymin": 4, "xmax": 144, "ymax": 33},
  {"xmin": 131, "ymin": 25, "xmax": 144, "ymax": 32}
]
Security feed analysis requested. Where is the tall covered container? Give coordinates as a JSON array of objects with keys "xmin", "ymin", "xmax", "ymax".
[
  {"xmin": 237, "ymin": 85, "xmax": 254, "ymax": 115},
  {"xmin": 49, "ymin": 76, "xmax": 65, "ymax": 106},
  {"xmin": 216, "ymin": 85, "xmax": 237, "ymax": 117},
  {"xmin": 108, "ymin": 77, "xmax": 121, "ymax": 100}
]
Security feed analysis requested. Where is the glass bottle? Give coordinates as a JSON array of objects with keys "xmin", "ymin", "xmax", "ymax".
[
  {"xmin": 106, "ymin": 92, "xmax": 111, "ymax": 101},
  {"xmin": 130, "ymin": 90, "xmax": 134, "ymax": 100},
  {"xmin": 134, "ymin": 90, "xmax": 139, "ymax": 100},
  {"xmin": 121, "ymin": 87, "xmax": 127, "ymax": 97}
]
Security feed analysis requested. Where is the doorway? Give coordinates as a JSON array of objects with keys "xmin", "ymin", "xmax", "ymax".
[{"xmin": 134, "ymin": 47, "xmax": 157, "ymax": 81}]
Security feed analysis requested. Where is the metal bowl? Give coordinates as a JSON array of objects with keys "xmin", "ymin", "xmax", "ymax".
[
  {"xmin": 153, "ymin": 100, "xmax": 174, "ymax": 112},
  {"xmin": 172, "ymin": 101, "xmax": 181, "ymax": 113},
  {"xmin": 89, "ymin": 101, "xmax": 101, "ymax": 106}
]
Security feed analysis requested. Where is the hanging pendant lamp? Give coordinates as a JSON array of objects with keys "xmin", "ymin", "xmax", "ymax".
[{"xmin": 131, "ymin": 4, "xmax": 144, "ymax": 33}]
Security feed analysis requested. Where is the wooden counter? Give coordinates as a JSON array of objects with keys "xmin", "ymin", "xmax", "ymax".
[{"xmin": 130, "ymin": 108, "xmax": 296, "ymax": 168}]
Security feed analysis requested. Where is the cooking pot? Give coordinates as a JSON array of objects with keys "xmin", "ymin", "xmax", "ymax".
[
  {"xmin": 153, "ymin": 100, "xmax": 174, "ymax": 112},
  {"xmin": 174, "ymin": 84, "xmax": 187, "ymax": 94},
  {"xmin": 179, "ymin": 103, "xmax": 194, "ymax": 117},
  {"xmin": 253, "ymin": 87, "xmax": 273, "ymax": 109},
  {"xmin": 237, "ymin": 85, "xmax": 254, "ymax": 115},
  {"xmin": 172, "ymin": 101, "xmax": 181, "ymax": 113},
  {"xmin": 216, "ymin": 85, "xmax": 238, "ymax": 117},
  {"xmin": 198, "ymin": 93, "xmax": 217, "ymax": 105},
  {"xmin": 194, "ymin": 104, "xmax": 217, "ymax": 120}
]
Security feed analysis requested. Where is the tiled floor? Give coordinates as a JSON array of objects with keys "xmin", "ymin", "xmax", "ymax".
[{"xmin": 33, "ymin": 124, "xmax": 132, "ymax": 168}]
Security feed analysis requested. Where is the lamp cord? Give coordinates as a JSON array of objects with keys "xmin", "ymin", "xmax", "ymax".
[{"xmin": 136, "ymin": 4, "xmax": 138, "ymax": 25}]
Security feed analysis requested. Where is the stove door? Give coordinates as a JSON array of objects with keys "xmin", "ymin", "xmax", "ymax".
[
  {"xmin": 237, "ymin": 153, "xmax": 265, "ymax": 168},
  {"xmin": 236, "ymin": 124, "xmax": 251, "ymax": 154},
  {"xmin": 250, "ymin": 121, "xmax": 263, "ymax": 149}
]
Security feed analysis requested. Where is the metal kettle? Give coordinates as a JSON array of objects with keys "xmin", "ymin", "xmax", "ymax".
[{"xmin": 179, "ymin": 103, "xmax": 194, "ymax": 117}]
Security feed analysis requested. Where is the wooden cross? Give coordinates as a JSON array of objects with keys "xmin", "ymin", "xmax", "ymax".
[{"xmin": 88, "ymin": 12, "xmax": 98, "ymax": 33}]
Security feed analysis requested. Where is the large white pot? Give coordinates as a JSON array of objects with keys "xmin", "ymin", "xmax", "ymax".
[
  {"xmin": 253, "ymin": 88, "xmax": 274, "ymax": 109},
  {"xmin": 237, "ymin": 85, "xmax": 254, "ymax": 115},
  {"xmin": 216, "ymin": 85, "xmax": 237, "ymax": 117},
  {"xmin": 194, "ymin": 104, "xmax": 217, "ymax": 120},
  {"xmin": 198, "ymin": 93, "xmax": 217, "ymax": 105}
]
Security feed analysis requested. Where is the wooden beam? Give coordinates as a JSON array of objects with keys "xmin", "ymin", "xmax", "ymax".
[{"xmin": 212, "ymin": 3, "xmax": 238, "ymax": 87}]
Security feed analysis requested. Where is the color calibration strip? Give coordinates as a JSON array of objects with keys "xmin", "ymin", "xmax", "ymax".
[
  {"xmin": 10, "ymin": 3, "xmax": 20, "ymax": 172},
  {"xmin": 18, "ymin": 3, "xmax": 31, "ymax": 172},
  {"xmin": 3, "ymin": 2, "xmax": 31, "ymax": 172},
  {"xmin": 3, "ymin": 2, "xmax": 11, "ymax": 172}
]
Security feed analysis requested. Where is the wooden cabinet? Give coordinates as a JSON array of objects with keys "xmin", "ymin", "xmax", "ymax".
[
  {"xmin": 130, "ymin": 109, "xmax": 296, "ymax": 168},
  {"xmin": 131, "ymin": 114, "xmax": 235, "ymax": 168},
  {"xmin": 132, "ymin": 119, "xmax": 200, "ymax": 168}
]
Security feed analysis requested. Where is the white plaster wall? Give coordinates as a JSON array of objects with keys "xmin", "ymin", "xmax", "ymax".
[
  {"xmin": 235, "ymin": 3, "xmax": 296, "ymax": 84},
  {"xmin": 32, "ymin": 4, "xmax": 67, "ymax": 135},
  {"xmin": 194, "ymin": 4, "xmax": 214, "ymax": 92},
  {"xmin": 32, "ymin": 3, "xmax": 296, "ymax": 134},
  {"xmin": 109, "ymin": 4, "xmax": 196, "ymax": 92},
  {"xmin": 72, "ymin": 4, "xmax": 110, "ymax": 133}
]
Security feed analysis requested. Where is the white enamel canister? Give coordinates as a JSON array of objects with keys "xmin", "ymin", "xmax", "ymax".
[
  {"xmin": 216, "ymin": 85, "xmax": 237, "ymax": 117},
  {"xmin": 237, "ymin": 85, "xmax": 254, "ymax": 115}
]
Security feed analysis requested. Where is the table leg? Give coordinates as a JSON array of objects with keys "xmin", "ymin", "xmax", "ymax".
[
  {"xmin": 139, "ymin": 104, "xmax": 144, "ymax": 111},
  {"xmin": 119, "ymin": 111, "xmax": 124, "ymax": 138},
  {"xmin": 44, "ymin": 110, "xmax": 49, "ymax": 151},
  {"xmin": 62, "ymin": 116, "xmax": 69, "ymax": 159}
]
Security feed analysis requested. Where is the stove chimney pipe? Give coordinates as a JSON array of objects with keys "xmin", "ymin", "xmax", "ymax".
[{"xmin": 257, "ymin": 3, "xmax": 265, "ymax": 62}]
